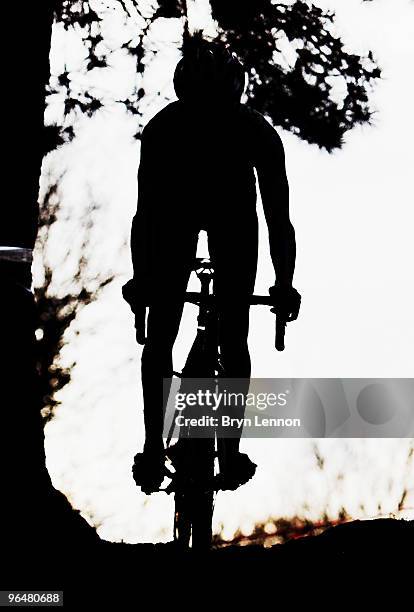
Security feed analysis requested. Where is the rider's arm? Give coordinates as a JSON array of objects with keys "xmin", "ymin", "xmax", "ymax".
[
  {"xmin": 131, "ymin": 126, "xmax": 152, "ymax": 282},
  {"xmin": 253, "ymin": 113, "xmax": 296, "ymax": 287},
  {"xmin": 128, "ymin": 126, "xmax": 155, "ymax": 341}
]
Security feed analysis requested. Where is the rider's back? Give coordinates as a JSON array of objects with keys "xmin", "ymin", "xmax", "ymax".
[{"xmin": 140, "ymin": 100, "xmax": 279, "ymax": 232}]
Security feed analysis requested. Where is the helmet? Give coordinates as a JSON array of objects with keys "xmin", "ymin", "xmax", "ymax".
[{"xmin": 173, "ymin": 36, "xmax": 246, "ymax": 105}]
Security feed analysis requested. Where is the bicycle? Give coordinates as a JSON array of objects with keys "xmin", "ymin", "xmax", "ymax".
[{"xmin": 162, "ymin": 258, "xmax": 287, "ymax": 551}]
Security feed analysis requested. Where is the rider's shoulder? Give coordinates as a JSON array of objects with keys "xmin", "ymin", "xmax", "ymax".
[
  {"xmin": 243, "ymin": 105, "xmax": 281, "ymax": 135},
  {"xmin": 239, "ymin": 105, "xmax": 284, "ymax": 157},
  {"xmin": 142, "ymin": 101, "xmax": 182, "ymax": 136}
]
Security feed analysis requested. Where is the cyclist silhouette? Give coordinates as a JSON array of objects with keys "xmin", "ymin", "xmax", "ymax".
[{"xmin": 124, "ymin": 37, "xmax": 300, "ymax": 493}]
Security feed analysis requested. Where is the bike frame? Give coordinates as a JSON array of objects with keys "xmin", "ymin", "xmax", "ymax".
[{"xmin": 168, "ymin": 258, "xmax": 285, "ymax": 551}]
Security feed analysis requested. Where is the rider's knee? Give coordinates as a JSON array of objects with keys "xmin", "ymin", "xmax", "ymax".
[
  {"xmin": 142, "ymin": 340, "xmax": 174, "ymax": 369},
  {"xmin": 220, "ymin": 341, "xmax": 251, "ymax": 377}
]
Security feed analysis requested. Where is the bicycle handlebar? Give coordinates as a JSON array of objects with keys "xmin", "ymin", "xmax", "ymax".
[
  {"xmin": 275, "ymin": 316, "xmax": 286, "ymax": 352},
  {"xmin": 185, "ymin": 291, "xmax": 286, "ymax": 351},
  {"xmin": 185, "ymin": 292, "xmax": 275, "ymax": 306}
]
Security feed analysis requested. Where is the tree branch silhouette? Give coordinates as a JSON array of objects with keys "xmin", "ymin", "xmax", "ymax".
[
  {"xmin": 46, "ymin": 0, "xmax": 380, "ymax": 151},
  {"xmin": 34, "ymin": 181, "xmax": 114, "ymax": 420},
  {"xmin": 210, "ymin": 0, "xmax": 381, "ymax": 150}
]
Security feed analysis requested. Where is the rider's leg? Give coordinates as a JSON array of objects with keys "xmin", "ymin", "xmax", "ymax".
[
  {"xmin": 133, "ymin": 229, "xmax": 198, "ymax": 491},
  {"xmin": 207, "ymin": 218, "xmax": 258, "ymax": 487},
  {"xmin": 214, "ymin": 302, "xmax": 257, "ymax": 490},
  {"xmin": 133, "ymin": 300, "xmax": 188, "ymax": 493},
  {"xmin": 141, "ymin": 298, "xmax": 186, "ymax": 453},
  {"xmin": 216, "ymin": 301, "xmax": 251, "ymax": 455},
  {"xmin": 213, "ymin": 304, "xmax": 257, "ymax": 489}
]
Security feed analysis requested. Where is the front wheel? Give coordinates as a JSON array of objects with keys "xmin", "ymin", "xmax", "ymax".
[{"xmin": 173, "ymin": 438, "xmax": 215, "ymax": 551}]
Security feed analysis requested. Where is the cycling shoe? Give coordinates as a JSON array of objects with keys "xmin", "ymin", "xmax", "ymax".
[
  {"xmin": 215, "ymin": 452, "xmax": 257, "ymax": 491},
  {"xmin": 132, "ymin": 449, "xmax": 166, "ymax": 494}
]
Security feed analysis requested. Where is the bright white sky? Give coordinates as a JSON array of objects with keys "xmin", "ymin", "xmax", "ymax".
[{"xmin": 36, "ymin": 0, "xmax": 414, "ymax": 543}]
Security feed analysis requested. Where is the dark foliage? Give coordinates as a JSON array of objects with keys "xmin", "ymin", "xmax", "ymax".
[
  {"xmin": 34, "ymin": 182, "xmax": 114, "ymax": 420},
  {"xmin": 48, "ymin": 1, "xmax": 380, "ymax": 151},
  {"xmin": 155, "ymin": 0, "xmax": 186, "ymax": 19},
  {"xmin": 210, "ymin": 0, "xmax": 381, "ymax": 150},
  {"xmin": 47, "ymin": 0, "xmax": 171, "ymax": 147}
]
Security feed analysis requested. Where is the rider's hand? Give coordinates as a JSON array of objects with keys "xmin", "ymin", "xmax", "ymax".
[
  {"xmin": 122, "ymin": 278, "xmax": 147, "ymax": 344},
  {"xmin": 135, "ymin": 304, "xmax": 147, "ymax": 345},
  {"xmin": 269, "ymin": 284, "xmax": 301, "ymax": 322}
]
